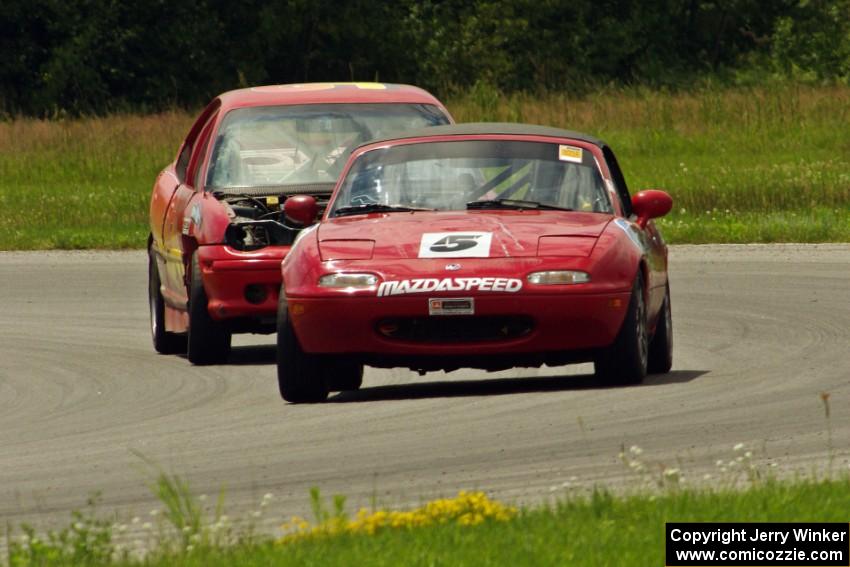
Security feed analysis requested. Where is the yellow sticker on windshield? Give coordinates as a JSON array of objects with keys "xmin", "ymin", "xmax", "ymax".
[{"xmin": 558, "ymin": 145, "xmax": 583, "ymax": 163}]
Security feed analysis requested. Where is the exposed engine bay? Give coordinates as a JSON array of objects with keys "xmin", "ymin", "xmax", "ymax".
[{"xmin": 219, "ymin": 191, "xmax": 330, "ymax": 251}]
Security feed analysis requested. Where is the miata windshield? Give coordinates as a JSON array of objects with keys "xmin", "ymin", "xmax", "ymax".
[
  {"xmin": 329, "ymin": 140, "xmax": 612, "ymax": 216},
  {"xmin": 206, "ymin": 103, "xmax": 449, "ymax": 190}
]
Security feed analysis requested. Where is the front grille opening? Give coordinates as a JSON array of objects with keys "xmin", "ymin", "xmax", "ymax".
[{"xmin": 376, "ymin": 316, "xmax": 533, "ymax": 343}]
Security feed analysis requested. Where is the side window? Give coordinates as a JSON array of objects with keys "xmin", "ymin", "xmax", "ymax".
[
  {"xmin": 175, "ymin": 143, "xmax": 192, "ymax": 183},
  {"xmin": 602, "ymin": 146, "xmax": 632, "ymax": 216},
  {"xmin": 187, "ymin": 112, "xmax": 218, "ymax": 188},
  {"xmin": 174, "ymin": 99, "xmax": 222, "ymax": 185}
]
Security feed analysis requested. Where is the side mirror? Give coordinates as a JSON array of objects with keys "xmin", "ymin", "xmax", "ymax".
[
  {"xmin": 284, "ymin": 195, "xmax": 319, "ymax": 227},
  {"xmin": 631, "ymin": 190, "xmax": 673, "ymax": 228}
]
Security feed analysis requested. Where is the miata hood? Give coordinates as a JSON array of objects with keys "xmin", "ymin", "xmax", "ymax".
[{"xmin": 317, "ymin": 211, "xmax": 613, "ymax": 259}]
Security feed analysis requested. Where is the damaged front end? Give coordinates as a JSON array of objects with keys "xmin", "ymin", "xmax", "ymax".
[{"xmin": 214, "ymin": 186, "xmax": 331, "ymax": 251}]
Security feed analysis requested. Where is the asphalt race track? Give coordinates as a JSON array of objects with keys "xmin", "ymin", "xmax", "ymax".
[{"xmin": 1, "ymin": 245, "xmax": 849, "ymax": 533}]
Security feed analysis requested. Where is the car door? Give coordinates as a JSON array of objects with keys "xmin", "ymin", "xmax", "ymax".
[
  {"xmin": 161, "ymin": 105, "xmax": 220, "ymax": 307},
  {"xmin": 601, "ymin": 145, "xmax": 667, "ymax": 313}
]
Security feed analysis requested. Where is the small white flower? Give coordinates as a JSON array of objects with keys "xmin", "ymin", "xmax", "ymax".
[
  {"xmin": 149, "ymin": 509, "xmax": 159, "ymax": 517},
  {"xmin": 664, "ymin": 468, "xmax": 680, "ymax": 477},
  {"xmin": 629, "ymin": 445, "xmax": 643, "ymax": 456},
  {"xmin": 186, "ymin": 544, "xmax": 194, "ymax": 552},
  {"xmin": 182, "ymin": 526, "xmax": 192, "ymax": 534},
  {"xmin": 703, "ymin": 473, "xmax": 712, "ymax": 481},
  {"xmin": 263, "ymin": 492, "xmax": 274, "ymax": 501},
  {"xmin": 252, "ymin": 511, "xmax": 262, "ymax": 518},
  {"xmin": 73, "ymin": 522, "xmax": 84, "ymax": 531},
  {"xmin": 733, "ymin": 442, "xmax": 745, "ymax": 452},
  {"xmin": 744, "ymin": 451, "xmax": 752, "ymax": 459},
  {"xmin": 198, "ymin": 494, "xmax": 208, "ymax": 502},
  {"xmin": 715, "ymin": 459, "xmax": 724, "ymax": 467},
  {"xmin": 131, "ymin": 517, "xmax": 140, "ymax": 525},
  {"xmin": 142, "ymin": 522, "xmax": 152, "ymax": 530}
]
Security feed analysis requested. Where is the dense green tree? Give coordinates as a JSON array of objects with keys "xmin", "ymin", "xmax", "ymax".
[{"xmin": 0, "ymin": 0, "xmax": 847, "ymax": 116}]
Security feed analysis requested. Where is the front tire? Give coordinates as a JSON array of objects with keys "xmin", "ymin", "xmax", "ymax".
[
  {"xmin": 595, "ymin": 271, "xmax": 649, "ymax": 386},
  {"xmin": 648, "ymin": 283, "xmax": 673, "ymax": 374},
  {"xmin": 276, "ymin": 291, "xmax": 329, "ymax": 403},
  {"xmin": 324, "ymin": 359, "xmax": 364, "ymax": 392},
  {"xmin": 187, "ymin": 253, "xmax": 231, "ymax": 365},
  {"xmin": 149, "ymin": 247, "xmax": 187, "ymax": 354}
]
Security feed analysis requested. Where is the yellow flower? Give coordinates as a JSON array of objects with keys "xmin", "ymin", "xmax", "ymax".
[{"xmin": 278, "ymin": 491, "xmax": 517, "ymax": 544}]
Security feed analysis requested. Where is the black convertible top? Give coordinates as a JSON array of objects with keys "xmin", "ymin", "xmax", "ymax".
[{"xmin": 359, "ymin": 122, "xmax": 607, "ymax": 149}]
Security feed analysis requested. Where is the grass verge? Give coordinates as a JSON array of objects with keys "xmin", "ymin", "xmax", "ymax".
[
  {"xmin": 1, "ymin": 83, "xmax": 848, "ymax": 249},
  {"xmin": 7, "ymin": 477, "xmax": 850, "ymax": 567}
]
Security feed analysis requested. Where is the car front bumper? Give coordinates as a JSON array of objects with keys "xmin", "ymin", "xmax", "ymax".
[
  {"xmin": 196, "ymin": 245, "xmax": 289, "ymax": 322},
  {"xmin": 286, "ymin": 291, "xmax": 631, "ymax": 356}
]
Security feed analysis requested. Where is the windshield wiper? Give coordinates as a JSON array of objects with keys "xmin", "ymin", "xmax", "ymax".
[
  {"xmin": 466, "ymin": 199, "xmax": 573, "ymax": 212},
  {"xmin": 333, "ymin": 204, "xmax": 434, "ymax": 217}
]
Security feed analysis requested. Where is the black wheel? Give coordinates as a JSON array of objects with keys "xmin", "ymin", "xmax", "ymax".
[
  {"xmin": 276, "ymin": 291, "xmax": 329, "ymax": 403},
  {"xmin": 324, "ymin": 359, "xmax": 364, "ymax": 392},
  {"xmin": 595, "ymin": 271, "xmax": 649, "ymax": 386},
  {"xmin": 648, "ymin": 283, "xmax": 673, "ymax": 374},
  {"xmin": 187, "ymin": 253, "xmax": 231, "ymax": 365},
  {"xmin": 149, "ymin": 247, "xmax": 187, "ymax": 354}
]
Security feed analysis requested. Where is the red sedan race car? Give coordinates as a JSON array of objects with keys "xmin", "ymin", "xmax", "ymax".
[
  {"xmin": 276, "ymin": 123, "xmax": 675, "ymax": 402},
  {"xmin": 148, "ymin": 83, "xmax": 452, "ymax": 364}
]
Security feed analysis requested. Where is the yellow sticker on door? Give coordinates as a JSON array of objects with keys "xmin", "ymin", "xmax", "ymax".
[{"xmin": 558, "ymin": 145, "xmax": 583, "ymax": 163}]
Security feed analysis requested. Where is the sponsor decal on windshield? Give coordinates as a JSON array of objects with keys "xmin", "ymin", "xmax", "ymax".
[
  {"xmin": 377, "ymin": 277, "xmax": 522, "ymax": 297},
  {"xmin": 419, "ymin": 232, "xmax": 493, "ymax": 258},
  {"xmin": 558, "ymin": 145, "xmax": 584, "ymax": 163}
]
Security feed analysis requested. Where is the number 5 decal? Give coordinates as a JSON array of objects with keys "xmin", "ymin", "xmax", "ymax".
[{"xmin": 419, "ymin": 232, "xmax": 493, "ymax": 258}]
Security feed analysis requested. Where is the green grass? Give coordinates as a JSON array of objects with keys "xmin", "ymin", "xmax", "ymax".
[
  {"xmin": 1, "ymin": 83, "xmax": 848, "ymax": 249},
  {"xmin": 9, "ymin": 478, "xmax": 850, "ymax": 567},
  {"xmin": 0, "ymin": 113, "xmax": 191, "ymax": 250}
]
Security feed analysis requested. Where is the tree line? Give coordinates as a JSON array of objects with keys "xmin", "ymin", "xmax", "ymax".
[{"xmin": 2, "ymin": 0, "xmax": 848, "ymax": 116}]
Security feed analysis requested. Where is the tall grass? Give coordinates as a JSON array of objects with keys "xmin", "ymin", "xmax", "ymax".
[
  {"xmin": 0, "ymin": 112, "xmax": 191, "ymax": 249},
  {"xmin": 1, "ymin": 84, "xmax": 848, "ymax": 249},
  {"xmin": 450, "ymin": 83, "xmax": 850, "ymax": 213}
]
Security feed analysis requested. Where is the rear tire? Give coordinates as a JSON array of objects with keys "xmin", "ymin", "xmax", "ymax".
[
  {"xmin": 187, "ymin": 253, "xmax": 231, "ymax": 365},
  {"xmin": 276, "ymin": 291, "xmax": 329, "ymax": 403},
  {"xmin": 648, "ymin": 284, "xmax": 673, "ymax": 374},
  {"xmin": 149, "ymin": 247, "xmax": 187, "ymax": 354},
  {"xmin": 595, "ymin": 271, "xmax": 648, "ymax": 386}
]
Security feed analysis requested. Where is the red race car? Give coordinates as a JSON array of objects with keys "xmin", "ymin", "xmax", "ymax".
[
  {"xmin": 148, "ymin": 83, "xmax": 452, "ymax": 364},
  {"xmin": 276, "ymin": 123, "xmax": 674, "ymax": 402}
]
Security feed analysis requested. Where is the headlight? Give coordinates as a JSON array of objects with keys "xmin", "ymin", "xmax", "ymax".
[
  {"xmin": 527, "ymin": 270, "xmax": 591, "ymax": 285},
  {"xmin": 318, "ymin": 273, "xmax": 379, "ymax": 288}
]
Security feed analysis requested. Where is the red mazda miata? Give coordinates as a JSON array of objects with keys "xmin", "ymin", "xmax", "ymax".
[
  {"xmin": 148, "ymin": 83, "xmax": 452, "ymax": 364},
  {"xmin": 276, "ymin": 123, "xmax": 674, "ymax": 402}
]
